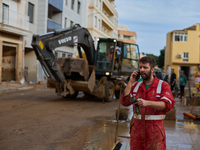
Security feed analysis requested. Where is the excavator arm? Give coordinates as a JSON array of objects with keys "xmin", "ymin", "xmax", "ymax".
[{"xmin": 31, "ymin": 24, "xmax": 95, "ymax": 84}]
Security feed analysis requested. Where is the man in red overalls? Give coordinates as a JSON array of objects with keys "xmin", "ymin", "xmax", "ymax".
[{"xmin": 121, "ymin": 56, "xmax": 175, "ymax": 150}]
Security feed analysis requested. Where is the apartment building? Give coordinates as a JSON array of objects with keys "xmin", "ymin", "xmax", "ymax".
[
  {"xmin": 118, "ymin": 25, "xmax": 137, "ymax": 45},
  {"xmin": 88, "ymin": 0, "xmax": 118, "ymax": 48},
  {"xmin": 0, "ymin": 0, "xmax": 30, "ymax": 83},
  {"xmin": 117, "ymin": 25, "xmax": 139, "ymax": 68},
  {"xmin": 23, "ymin": 0, "xmax": 89, "ymax": 83},
  {"xmin": 164, "ymin": 23, "xmax": 200, "ymax": 80}
]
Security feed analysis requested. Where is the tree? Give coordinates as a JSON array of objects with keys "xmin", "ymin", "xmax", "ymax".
[
  {"xmin": 157, "ymin": 48, "xmax": 165, "ymax": 68},
  {"xmin": 145, "ymin": 53, "xmax": 158, "ymax": 66},
  {"xmin": 141, "ymin": 48, "xmax": 165, "ymax": 68}
]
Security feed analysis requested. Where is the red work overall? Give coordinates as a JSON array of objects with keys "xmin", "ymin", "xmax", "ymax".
[{"xmin": 121, "ymin": 76, "xmax": 175, "ymax": 150}]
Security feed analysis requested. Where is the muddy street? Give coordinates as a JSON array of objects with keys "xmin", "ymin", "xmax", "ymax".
[
  {"xmin": 0, "ymin": 85, "xmax": 200, "ymax": 150},
  {"xmin": 0, "ymin": 86, "xmax": 120, "ymax": 150}
]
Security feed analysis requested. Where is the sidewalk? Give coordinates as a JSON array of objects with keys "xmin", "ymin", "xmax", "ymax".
[
  {"xmin": 165, "ymin": 98, "xmax": 200, "ymax": 150},
  {"xmin": 0, "ymin": 82, "xmax": 46, "ymax": 93}
]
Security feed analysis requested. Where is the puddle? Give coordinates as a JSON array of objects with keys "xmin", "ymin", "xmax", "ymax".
[{"xmin": 51, "ymin": 106, "xmax": 200, "ymax": 150}]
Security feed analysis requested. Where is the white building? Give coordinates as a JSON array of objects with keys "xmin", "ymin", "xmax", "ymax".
[
  {"xmin": 0, "ymin": 0, "xmax": 30, "ymax": 83},
  {"xmin": 23, "ymin": 0, "xmax": 89, "ymax": 83},
  {"xmin": 87, "ymin": 0, "xmax": 118, "ymax": 48}
]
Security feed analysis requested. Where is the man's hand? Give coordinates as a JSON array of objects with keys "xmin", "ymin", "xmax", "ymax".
[
  {"xmin": 135, "ymin": 98, "xmax": 148, "ymax": 107},
  {"xmin": 129, "ymin": 70, "xmax": 140, "ymax": 84},
  {"xmin": 135, "ymin": 98, "xmax": 165, "ymax": 111},
  {"xmin": 123, "ymin": 70, "xmax": 140, "ymax": 96}
]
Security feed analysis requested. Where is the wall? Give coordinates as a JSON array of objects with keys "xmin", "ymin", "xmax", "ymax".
[
  {"xmin": 25, "ymin": 0, "xmax": 39, "ymax": 34},
  {"xmin": 0, "ymin": 33, "xmax": 23, "ymax": 82},
  {"xmin": 63, "ymin": 0, "xmax": 85, "ymax": 27},
  {"xmin": 2, "ymin": 46, "xmax": 16, "ymax": 81},
  {"xmin": 37, "ymin": 0, "xmax": 48, "ymax": 34},
  {"xmin": 24, "ymin": 49, "xmax": 37, "ymax": 82},
  {"xmin": 172, "ymin": 30, "xmax": 199, "ymax": 63}
]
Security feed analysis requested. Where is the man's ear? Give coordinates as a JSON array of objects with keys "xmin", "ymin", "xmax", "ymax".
[{"xmin": 151, "ymin": 67, "xmax": 155, "ymax": 73}]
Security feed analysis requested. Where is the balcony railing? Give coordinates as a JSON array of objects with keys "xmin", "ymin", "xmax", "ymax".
[
  {"xmin": 47, "ymin": 19, "xmax": 62, "ymax": 30},
  {"xmin": 1, "ymin": 7, "xmax": 29, "ymax": 31},
  {"xmin": 49, "ymin": 0, "xmax": 63, "ymax": 11}
]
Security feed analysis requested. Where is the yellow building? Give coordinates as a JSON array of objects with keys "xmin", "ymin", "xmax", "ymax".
[{"xmin": 164, "ymin": 23, "xmax": 200, "ymax": 80}]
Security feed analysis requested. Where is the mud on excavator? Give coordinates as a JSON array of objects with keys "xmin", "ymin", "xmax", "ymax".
[{"xmin": 31, "ymin": 24, "xmax": 140, "ymax": 101}]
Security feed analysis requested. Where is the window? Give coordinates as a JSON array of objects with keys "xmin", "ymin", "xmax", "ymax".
[
  {"xmin": 28, "ymin": 2, "xmax": 34, "ymax": 23},
  {"xmin": 70, "ymin": 21, "xmax": 73, "ymax": 27},
  {"xmin": 183, "ymin": 53, "xmax": 189, "ymax": 62},
  {"xmin": 71, "ymin": 0, "xmax": 74, "ymax": 10},
  {"xmin": 99, "ymin": 0, "xmax": 101, "ymax": 9},
  {"xmin": 2, "ymin": 3, "xmax": 9, "ymax": 24},
  {"xmin": 96, "ymin": 0, "xmax": 98, "ymax": 7},
  {"xmin": 62, "ymin": 53, "xmax": 66, "ymax": 57},
  {"xmin": 174, "ymin": 32, "xmax": 187, "ymax": 42},
  {"xmin": 98, "ymin": 19, "xmax": 100, "ymax": 29},
  {"xmin": 77, "ymin": 1, "xmax": 81, "ymax": 14},
  {"xmin": 65, "ymin": 0, "xmax": 68, "ymax": 6},
  {"xmin": 95, "ymin": 16, "xmax": 97, "ymax": 27},
  {"xmin": 124, "ymin": 36, "xmax": 130, "ymax": 40},
  {"xmin": 64, "ymin": 18, "xmax": 67, "ymax": 28}
]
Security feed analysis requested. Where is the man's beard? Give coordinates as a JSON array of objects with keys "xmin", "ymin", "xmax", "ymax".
[{"xmin": 141, "ymin": 69, "xmax": 152, "ymax": 80}]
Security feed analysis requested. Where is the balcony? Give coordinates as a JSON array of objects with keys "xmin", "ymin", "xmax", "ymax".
[
  {"xmin": 103, "ymin": 0, "xmax": 118, "ymax": 17},
  {"xmin": 47, "ymin": 19, "xmax": 62, "ymax": 30},
  {"xmin": 49, "ymin": 0, "xmax": 63, "ymax": 11},
  {"xmin": 0, "ymin": 7, "xmax": 30, "ymax": 36}
]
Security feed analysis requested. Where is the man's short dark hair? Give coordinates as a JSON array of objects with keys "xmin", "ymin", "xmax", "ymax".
[{"xmin": 139, "ymin": 56, "xmax": 155, "ymax": 68}]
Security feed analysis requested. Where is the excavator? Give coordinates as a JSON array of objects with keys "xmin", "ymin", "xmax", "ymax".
[{"xmin": 31, "ymin": 24, "xmax": 140, "ymax": 101}]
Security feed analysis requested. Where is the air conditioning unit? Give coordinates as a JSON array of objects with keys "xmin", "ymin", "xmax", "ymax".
[{"xmin": 177, "ymin": 54, "xmax": 183, "ymax": 58}]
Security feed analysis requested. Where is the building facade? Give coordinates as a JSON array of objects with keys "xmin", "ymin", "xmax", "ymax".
[
  {"xmin": 118, "ymin": 25, "xmax": 137, "ymax": 44},
  {"xmin": 0, "ymin": 0, "xmax": 30, "ymax": 83},
  {"xmin": 118, "ymin": 25, "xmax": 138, "ymax": 57},
  {"xmin": 23, "ymin": 0, "xmax": 89, "ymax": 83},
  {"xmin": 164, "ymin": 24, "xmax": 200, "ymax": 80},
  {"xmin": 87, "ymin": 0, "xmax": 118, "ymax": 48},
  {"xmin": 0, "ymin": 0, "xmax": 119, "ymax": 83}
]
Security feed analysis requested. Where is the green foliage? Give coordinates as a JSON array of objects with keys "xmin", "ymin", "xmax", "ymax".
[
  {"xmin": 157, "ymin": 48, "xmax": 165, "ymax": 68},
  {"xmin": 145, "ymin": 53, "xmax": 158, "ymax": 66},
  {"xmin": 142, "ymin": 47, "xmax": 165, "ymax": 68}
]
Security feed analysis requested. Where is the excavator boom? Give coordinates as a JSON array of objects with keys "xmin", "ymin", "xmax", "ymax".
[{"xmin": 31, "ymin": 24, "xmax": 95, "ymax": 84}]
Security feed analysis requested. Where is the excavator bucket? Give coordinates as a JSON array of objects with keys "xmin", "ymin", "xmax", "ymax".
[
  {"xmin": 57, "ymin": 57, "xmax": 90, "ymax": 81},
  {"xmin": 71, "ymin": 66, "xmax": 96, "ymax": 93},
  {"xmin": 57, "ymin": 58, "xmax": 95, "ymax": 94}
]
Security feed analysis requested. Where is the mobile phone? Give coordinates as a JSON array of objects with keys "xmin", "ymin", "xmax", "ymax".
[{"xmin": 135, "ymin": 70, "xmax": 140, "ymax": 81}]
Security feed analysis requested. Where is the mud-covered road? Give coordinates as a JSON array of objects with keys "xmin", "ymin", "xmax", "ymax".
[
  {"xmin": 0, "ymin": 85, "xmax": 127, "ymax": 150},
  {"xmin": 1, "ymin": 84, "xmax": 200, "ymax": 150}
]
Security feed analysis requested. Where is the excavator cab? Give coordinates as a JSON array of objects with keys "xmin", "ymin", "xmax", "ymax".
[{"xmin": 95, "ymin": 38, "xmax": 140, "ymax": 77}]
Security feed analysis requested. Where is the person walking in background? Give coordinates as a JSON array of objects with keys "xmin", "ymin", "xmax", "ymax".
[
  {"xmin": 170, "ymin": 69, "xmax": 176, "ymax": 92},
  {"xmin": 179, "ymin": 70, "xmax": 187, "ymax": 99}
]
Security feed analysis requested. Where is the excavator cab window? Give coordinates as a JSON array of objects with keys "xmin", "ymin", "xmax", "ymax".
[
  {"xmin": 121, "ymin": 43, "xmax": 140, "ymax": 72},
  {"xmin": 95, "ymin": 40, "xmax": 115, "ymax": 71}
]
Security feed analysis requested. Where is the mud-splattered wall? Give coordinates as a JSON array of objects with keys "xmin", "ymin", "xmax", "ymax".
[
  {"xmin": 25, "ymin": 48, "xmax": 37, "ymax": 82},
  {"xmin": 0, "ymin": 32, "xmax": 23, "ymax": 83},
  {"xmin": 2, "ymin": 46, "xmax": 16, "ymax": 81}
]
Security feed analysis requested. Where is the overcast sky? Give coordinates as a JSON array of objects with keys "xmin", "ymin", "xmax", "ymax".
[{"xmin": 115, "ymin": 0, "xmax": 200, "ymax": 56}]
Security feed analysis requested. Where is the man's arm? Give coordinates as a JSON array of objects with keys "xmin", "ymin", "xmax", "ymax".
[
  {"xmin": 120, "ymin": 70, "xmax": 139, "ymax": 106},
  {"xmin": 136, "ymin": 99, "xmax": 165, "ymax": 111},
  {"xmin": 136, "ymin": 82, "xmax": 175, "ymax": 112},
  {"xmin": 123, "ymin": 81, "xmax": 134, "ymax": 96},
  {"xmin": 123, "ymin": 71, "xmax": 138, "ymax": 96}
]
